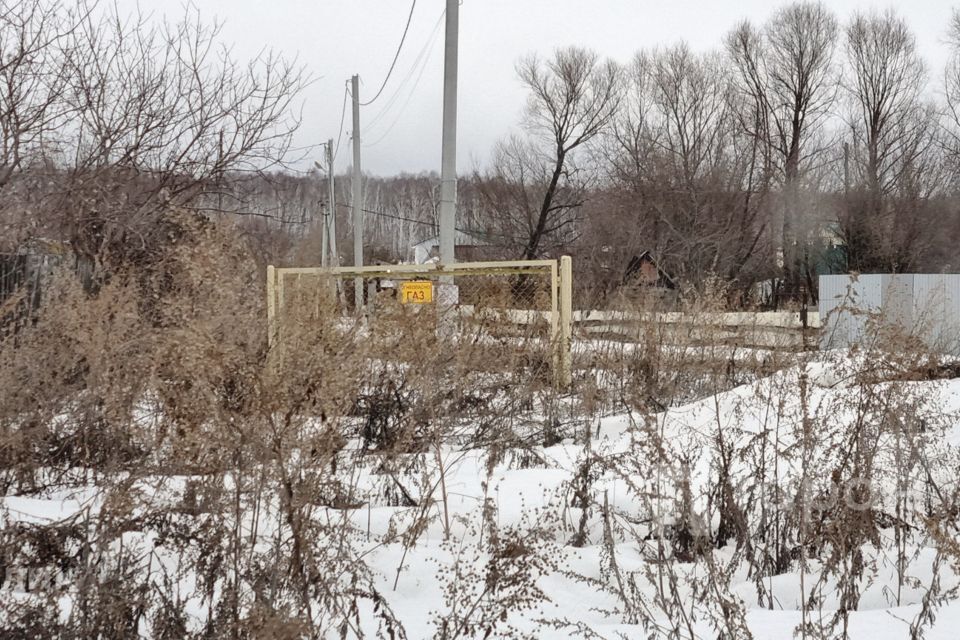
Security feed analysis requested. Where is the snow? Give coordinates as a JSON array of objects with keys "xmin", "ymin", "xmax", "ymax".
[
  {"xmin": 4, "ymin": 351, "xmax": 960, "ymax": 638},
  {"xmin": 2, "ymin": 487, "xmax": 100, "ymax": 524}
]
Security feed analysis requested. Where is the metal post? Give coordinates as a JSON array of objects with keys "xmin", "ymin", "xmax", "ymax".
[
  {"xmin": 351, "ymin": 74, "xmax": 363, "ymax": 310},
  {"xmin": 436, "ymin": 0, "xmax": 459, "ymax": 318},
  {"xmin": 550, "ymin": 260, "xmax": 560, "ymax": 383}
]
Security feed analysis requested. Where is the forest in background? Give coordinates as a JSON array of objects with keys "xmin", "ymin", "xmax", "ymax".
[{"xmin": 5, "ymin": 2, "xmax": 960, "ymax": 308}]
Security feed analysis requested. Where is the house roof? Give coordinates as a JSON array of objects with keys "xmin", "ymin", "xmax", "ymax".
[
  {"xmin": 411, "ymin": 229, "xmax": 492, "ymax": 250},
  {"xmin": 624, "ymin": 251, "xmax": 677, "ymax": 289}
]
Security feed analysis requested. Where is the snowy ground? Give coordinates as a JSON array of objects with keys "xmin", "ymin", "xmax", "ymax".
[{"xmin": 4, "ymin": 351, "xmax": 960, "ymax": 638}]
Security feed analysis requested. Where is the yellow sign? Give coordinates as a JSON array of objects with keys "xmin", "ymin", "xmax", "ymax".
[{"xmin": 400, "ymin": 280, "xmax": 433, "ymax": 304}]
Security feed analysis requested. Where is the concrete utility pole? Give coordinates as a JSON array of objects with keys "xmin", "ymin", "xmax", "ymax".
[
  {"xmin": 319, "ymin": 158, "xmax": 329, "ymax": 268},
  {"xmin": 351, "ymin": 74, "xmax": 363, "ymax": 309},
  {"xmin": 326, "ymin": 138, "xmax": 338, "ymax": 267},
  {"xmin": 438, "ymin": 0, "xmax": 459, "ymax": 268}
]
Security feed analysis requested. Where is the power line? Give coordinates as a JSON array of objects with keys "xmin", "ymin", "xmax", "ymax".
[
  {"xmin": 333, "ymin": 82, "xmax": 350, "ymax": 161},
  {"xmin": 334, "ymin": 202, "xmax": 525, "ymax": 243},
  {"xmin": 364, "ymin": 14, "xmax": 442, "ymax": 148},
  {"xmin": 360, "ymin": 0, "xmax": 417, "ymax": 106},
  {"xmin": 365, "ymin": 8, "xmax": 445, "ymax": 135},
  {"xmin": 338, "ymin": 202, "xmax": 436, "ymax": 228}
]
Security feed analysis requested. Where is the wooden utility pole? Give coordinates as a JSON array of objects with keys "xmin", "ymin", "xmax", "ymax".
[{"xmin": 843, "ymin": 141, "xmax": 850, "ymax": 196}]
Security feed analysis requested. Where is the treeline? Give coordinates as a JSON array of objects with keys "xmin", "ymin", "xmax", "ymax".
[
  {"xmin": 315, "ymin": 3, "xmax": 960, "ymax": 305},
  {"xmin": 6, "ymin": 1, "xmax": 960, "ymax": 307}
]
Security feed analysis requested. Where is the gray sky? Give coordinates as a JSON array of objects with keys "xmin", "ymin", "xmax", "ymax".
[{"xmin": 118, "ymin": 0, "xmax": 956, "ymax": 176}]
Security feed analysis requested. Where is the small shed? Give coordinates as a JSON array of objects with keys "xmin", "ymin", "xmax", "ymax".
[
  {"xmin": 619, "ymin": 251, "xmax": 678, "ymax": 307},
  {"xmin": 624, "ymin": 251, "xmax": 676, "ymax": 290}
]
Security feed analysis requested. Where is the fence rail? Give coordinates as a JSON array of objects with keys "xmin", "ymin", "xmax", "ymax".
[
  {"xmin": 267, "ymin": 257, "xmax": 574, "ymax": 387},
  {"xmin": 419, "ymin": 306, "xmax": 819, "ymax": 351},
  {"xmin": 573, "ymin": 309, "xmax": 819, "ymax": 350}
]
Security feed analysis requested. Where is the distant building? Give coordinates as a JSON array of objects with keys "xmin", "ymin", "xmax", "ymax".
[
  {"xmin": 623, "ymin": 251, "xmax": 676, "ymax": 289},
  {"xmin": 410, "ymin": 230, "xmax": 495, "ymax": 264},
  {"xmin": 812, "ymin": 222, "xmax": 848, "ymax": 276},
  {"xmin": 774, "ymin": 222, "xmax": 848, "ymax": 277},
  {"xmin": 621, "ymin": 251, "xmax": 678, "ymax": 305}
]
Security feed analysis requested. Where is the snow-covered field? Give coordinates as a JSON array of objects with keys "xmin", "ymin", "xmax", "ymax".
[{"xmin": 3, "ymin": 351, "xmax": 960, "ymax": 638}]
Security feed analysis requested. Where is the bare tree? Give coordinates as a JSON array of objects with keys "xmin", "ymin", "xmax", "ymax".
[
  {"xmin": 845, "ymin": 10, "xmax": 926, "ymax": 197},
  {"xmin": 939, "ymin": 9, "xmax": 960, "ymax": 193},
  {"xmin": 0, "ymin": 1, "xmax": 78, "ymax": 185},
  {"xmin": 0, "ymin": 0, "xmax": 85, "ymax": 245},
  {"xmin": 56, "ymin": 4, "xmax": 306, "ymax": 271},
  {"xmin": 476, "ymin": 135, "xmax": 576, "ymax": 257},
  {"xmin": 726, "ymin": 1, "xmax": 839, "ymax": 297},
  {"xmin": 591, "ymin": 44, "xmax": 771, "ymax": 298},
  {"xmin": 0, "ymin": 1, "xmax": 306, "ymax": 271},
  {"xmin": 842, "ymin": 9, "xmax": 940, "ymax": 271},
  {"xmin": 478, "ymin": 47, "xmax": 621, "ymax": 260}
]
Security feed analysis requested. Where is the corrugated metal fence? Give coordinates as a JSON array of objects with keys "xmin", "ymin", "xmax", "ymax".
[{"xmin": 819, "ymin": 274, "xmax": 960, "ymax": 354}]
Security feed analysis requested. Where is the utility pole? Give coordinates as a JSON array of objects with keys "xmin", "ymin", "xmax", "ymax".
[
  {"xmin": 319, "ymin": 156, "xmax": 329, "ymax": 268},
  {"xmin": 436, "ymin": 0, "xmax": 460, "ymax": 320},
  {"xmin": 843, "ymin": 141, "xmax": 850, "ymax": 196},
  {"xmin": 351, "ymin": 74, "xmax": 363, "ymax": 310},
  {"xmin": 842, "ymin": 141, "xmax": 851, "ymax": 274},
  {"xmin": 326, "ymin": 138, "xmax": 338, "ymax": 267},
  {"xmin": 438, "ymin": 0, "xmax": 459, "ymax": 269}
]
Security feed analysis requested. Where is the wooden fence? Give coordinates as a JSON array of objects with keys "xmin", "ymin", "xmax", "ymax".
[
  {"xmin": 459, "ymin": 307, "xmax": 820, "ymax": 351},
  {"xmin": 573, "ymin": 309, "xmax": 820, "ymax": 350}
]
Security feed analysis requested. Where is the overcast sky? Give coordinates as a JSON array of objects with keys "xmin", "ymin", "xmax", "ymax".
[{"xmin": 116, "ymin": 0, "xmax": 956, "ymax": 176}]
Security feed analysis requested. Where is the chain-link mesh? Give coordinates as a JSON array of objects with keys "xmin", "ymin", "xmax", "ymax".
[
  {"xmin": 272, "ymin": 264, "xmax": 560, "ymax": 391},
  {"xmin": 266, "ymin": 259, "xmax": 576, "ymax": 449}
]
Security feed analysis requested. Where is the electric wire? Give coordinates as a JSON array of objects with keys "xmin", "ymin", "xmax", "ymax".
[
  {"xmin": 359, "ymin": 0, "xmax": 417, "ymax": 106},
  {"xmin": 363, "ymin": 20, "xmax": 441, "ymax": 149},
  {"xmin": 365, "ymin": 8, "xmax": 445, "ymax": 134},
  {"xmin": 334, "ymin": 202, "xmax": 524, "ymax": 243},
  {"xmin": 332, "ymin": 82, "xmax": 350, "ymax": 161},
  {"xmin": 338, "ymin": 202, "xmax": 435, "ymax": 228}
]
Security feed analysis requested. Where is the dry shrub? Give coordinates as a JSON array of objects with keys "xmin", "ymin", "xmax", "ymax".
[
  {"xmin": 0, "ymin": 274, "xmax": 151, "ymax": 486},
  {"xmin": 578, "ymin": 276, "xmax": 802, "ymax": 418},
  {"xmin": 0, "ymin": 210, "xmax": 402, "ymax": 637},
  {"xmin": 5, "ymin": 211, "xmax": 960, "ymax": 639},
  {"xmin": 1, "ymin": 207, "xmax": 568, "ymax": 637},
  {"xmin": 431, "ymin": 503, "xmax": 562, "ymax": 640},
  {"xmin": 0, "ymin": 210, "xmax": 268, "ymax": 481},
  {"xmin": 565, "ymin": 318, "xmax": 960, "ymax": 639}
]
